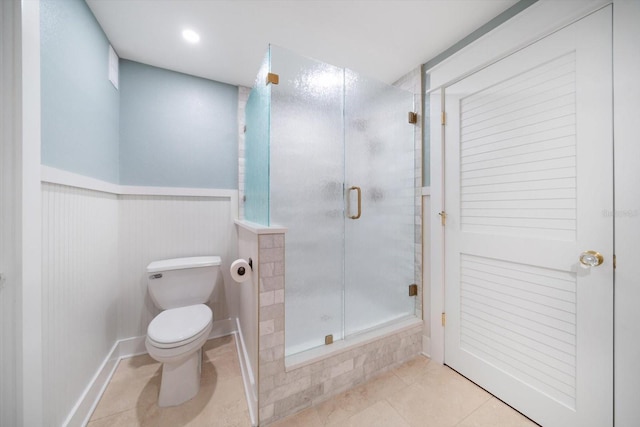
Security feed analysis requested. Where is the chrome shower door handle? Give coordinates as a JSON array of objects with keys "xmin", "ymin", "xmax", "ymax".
[{"xmin": 348, "ymin": 186, "xmax": 362, "ymax": 219}]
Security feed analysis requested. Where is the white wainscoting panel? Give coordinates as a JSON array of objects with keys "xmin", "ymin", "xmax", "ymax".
[
  {"xmin": 118, "ymin": 195, "xmax": 237, "ymax": 339},
  {"xmin": 41, "ymin": 183, "xmax": 120, "ymax": 427}
]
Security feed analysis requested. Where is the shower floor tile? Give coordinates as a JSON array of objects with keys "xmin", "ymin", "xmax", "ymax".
[{"xmin": 87, "ymin": 334, "xmax": 251, "ymax": 427}]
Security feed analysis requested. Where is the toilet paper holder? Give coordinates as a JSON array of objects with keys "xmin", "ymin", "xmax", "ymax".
[{"xmin": 237, "ymin": 258, "xmax": 253, "ymax": 276}]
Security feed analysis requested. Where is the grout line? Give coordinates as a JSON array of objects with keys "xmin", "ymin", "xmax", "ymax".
[{"xmin": 453, "ymin": 395, "xmax": 494, "ymax": 426}]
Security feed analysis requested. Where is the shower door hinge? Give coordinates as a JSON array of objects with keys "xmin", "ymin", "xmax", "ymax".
[
  {"xmin": 408, "ymin": 112, "xmax": 418, "ymax": 124},
  {"xmin": 441, "ymin": 111, "xmax": 447, "ymax": 126},
  {"xmin": 438, "ymin": 211, "xmax": 447, "ymax": 226},
  {"xmin": 409, "ymin": 283, "xmax": 418, "ymax": 296},
  {"xmin": 441, "ymin": 312, "xmax": 446, "ymax": 327},
  {"xmin": 266, "ymin": 72, "xmax": 280, "ymax": 85}
]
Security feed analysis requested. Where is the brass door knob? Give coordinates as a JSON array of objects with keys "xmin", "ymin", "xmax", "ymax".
[{"xmin": 579, "ymin": 250, "xmax": 604, "ymax": 267}]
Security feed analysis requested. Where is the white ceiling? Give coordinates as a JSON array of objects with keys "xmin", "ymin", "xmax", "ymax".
[{"xmin": 86, "ymin": 0, "xmax": 519, "ymax": 88}]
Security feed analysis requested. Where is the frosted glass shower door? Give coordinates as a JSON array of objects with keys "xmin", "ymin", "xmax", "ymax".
[
  {"xmin": 269, "ymin": 46, "xmax": 346, "ymax": 356},
  {"xmin": 344, "ymin": 71, "xmax": 416, "ymax": 336}
]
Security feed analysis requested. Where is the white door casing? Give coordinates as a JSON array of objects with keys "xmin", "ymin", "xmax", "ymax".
[{"xmin": 443, "ymin": 7, "xmax": 613, "ymax": 427}]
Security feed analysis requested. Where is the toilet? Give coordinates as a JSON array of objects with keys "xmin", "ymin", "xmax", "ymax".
[{"xmin": 145, "ymin": 255, "xmax": 221, "ymax": 407}]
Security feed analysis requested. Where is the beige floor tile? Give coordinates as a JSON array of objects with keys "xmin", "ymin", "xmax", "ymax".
[
  {"xmin": 86, "ymin": 407, "xmax": 142, "ymax": 427},
  {"xmin": 90, "ymin": 335, "xmax": 538, "ymax": 427},
  {"xmin": 203, "ymin": 335, "xmax": 236, "ymax": 357},
  {"xmin": 90, "ymin": 374, "xmax": 160, "ymax": 421},
  {"xmin": 386, "ymin": 367, "xmax": 492, "ymax": 427},
  {"xmin": 90, "ymin": 335, "xmax": 252, "ymax": 427},
  {"xmin": 355, "ymin": 370, "xmax": 409, "ymax": 403},
  {"xmin": 456, "ymin": 397, "xmax": 540, "ymax": 427},
  {"xmin": 342, "ymin": 400, "xmax": 411, "ymax": 427},
  {"xmin": 313, "ymin": 381, "xmax": 379, "ymax": 426},
  {"xmin": 270, "ymin": 407, "xmax": 323, "ymax": 427},
  {"xmin": 392, "ymin": 355, "xmax": 431, "ymax": 385},
  {"xmin": 142, "ymin": 371, "xmax": 249, "ymax": 426},
  {"xmin": 111, "ymin": 353, "xmax": 161, "ymax": 382},
  {"xmin": 201, "ymin": 350, "xmax": 242, "ymax": 385}
]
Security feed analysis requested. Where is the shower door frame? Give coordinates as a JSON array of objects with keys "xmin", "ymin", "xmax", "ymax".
[{"xmin": 268, "ymin": 46, "xmax": 419, "ymax": 358}]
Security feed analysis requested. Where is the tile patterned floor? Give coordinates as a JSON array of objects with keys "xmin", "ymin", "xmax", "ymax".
[
  {"xmin": 88, "ymin": 335, "xmax": 251, "ymax": 427},
  {"xmin": 89, "ymin": 335, "xmax": 538, "ymax": 427},
  {"xmin": 271, "ymin": 356, "xmax": 538, "ymax": 427}
]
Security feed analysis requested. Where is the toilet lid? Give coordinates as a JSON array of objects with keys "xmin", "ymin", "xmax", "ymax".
[{"xmin": 148, "ymin": 304, "xmax": 212, "ymax": 345}]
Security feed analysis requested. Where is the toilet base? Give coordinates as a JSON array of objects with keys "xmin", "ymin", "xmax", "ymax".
[{"xmin": 158, "ymin": 348, "xmax": 202, "ymax": 407}]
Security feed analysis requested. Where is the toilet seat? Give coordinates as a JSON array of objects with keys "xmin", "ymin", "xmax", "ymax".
[{"xmin": 147, "ymin": 304, "xmax": 212, "ymax": 349}]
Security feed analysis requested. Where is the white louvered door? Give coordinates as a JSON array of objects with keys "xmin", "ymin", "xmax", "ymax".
[{"xmin": 443, "ymin": 7, "xmax": 612, "ymax": 427}]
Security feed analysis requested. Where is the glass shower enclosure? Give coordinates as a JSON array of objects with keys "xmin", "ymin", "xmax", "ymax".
[{"xmin": 245, "ymin": 45, "xmax": 417, "ymax": 357}]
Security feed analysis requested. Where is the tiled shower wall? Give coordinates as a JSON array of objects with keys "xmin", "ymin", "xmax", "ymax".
[{"xmin": 256, "ymin": 233, "xmax": 423, "ymax": 425}]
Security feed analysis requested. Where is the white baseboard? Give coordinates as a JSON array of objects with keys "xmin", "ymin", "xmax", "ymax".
[
  {"xmin": 64, "ymin": 341, "xmax": 120, "ymax": 427},
  {"xmin": 234, "ymin": 319, "xmax": 258, "ymax": 427},
  {"xmin": 116, "ymin": 336, "xmax": 147, "ymax": 358},
  {"xmin": 65, "ymin": 318, "xmax": 241, "ymax": 427},
  {"xmin": 422, "ymin": 335, "xmax": 431, "ymax": 359}
]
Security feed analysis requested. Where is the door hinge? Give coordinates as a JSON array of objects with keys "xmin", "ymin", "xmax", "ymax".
[
  {"xmin": 438, "ymin": 211, "xmax": 447, "ymax": 226},
  {"xmin": 441, "ymin": 111, "xmax": 446, "ymax": 126},
  {"xmin": 613, "ymin": 254, "xmax": 616, "ymax": 269},
  {"xmin": 266, "ymin": 72, "xmax": 279, "ymax": 85},
  {"xmin": 409, "ymin": 283, "xmax": 418, "ymax": 296},
  {"xmin": 441, "ymin": 312, "xmax": 446, "ymax": 327},
  {"xmin": 408, "ymin": 111, "xmax": 418, "ymax": 124}
]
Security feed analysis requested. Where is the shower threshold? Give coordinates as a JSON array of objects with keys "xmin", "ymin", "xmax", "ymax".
[{"xmin": 284, "ymin": 316, "xmax": 422, "ymax": 372}]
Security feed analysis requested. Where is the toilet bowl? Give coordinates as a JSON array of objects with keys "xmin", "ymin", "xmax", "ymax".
[
  {"xmin": 144, "ymin": 256, "xmax": 220, "ymax": 407},
  {"xmin": 146, "ymin": 304, "xmax": 213, "ymax": 406}
]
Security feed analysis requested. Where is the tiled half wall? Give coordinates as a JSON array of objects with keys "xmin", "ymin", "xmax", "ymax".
[{"xmin": 255, "ymin": 233, "xmax": 423, "ymax": 425}]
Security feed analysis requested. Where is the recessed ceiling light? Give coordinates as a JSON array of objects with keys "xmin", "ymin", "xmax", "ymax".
[{"xmin": 182, "ymin": 29, "xmax": 200, "ymax": 44}]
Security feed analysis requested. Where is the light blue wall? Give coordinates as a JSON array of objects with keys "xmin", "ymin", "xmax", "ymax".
[
  {"xmin": 119, "ymin": 60, "xmax": 238, "ymax": 189},
  {"xmin": 40, "ymin": 0, "xmax": 119, "ymax": 183}
]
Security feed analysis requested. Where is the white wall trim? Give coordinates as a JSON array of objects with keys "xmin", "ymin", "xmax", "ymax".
[
  {"xmin": 41, "ymin": 166, "xmax": 238, "ymax": 198},
  {"xmin": 66, "ymin": 318, "xmax": 240, "ymax": 427},
  {"xmin": 234, "ymin": 319, "xmax": 258, "ymax": 427},
  {"xmin": 21, "ymin": 1, "xmax": 44, "ymax": 425},
  {"xmin": 613, "ymin": 1, "xmax": 640, "ymax": 423},
  {"xmin": 429, "ymin": 88, "xmax": 445, "ymax": 365},
  {"xmin": 66, "ymin": 341, "xmax": 120, "ymax": 427},
  {"xmin": 41, "ymin": 166, "xmax": 120, "ymax": 194},
  {"xmin": 422, "ymin": 336, "xmax": 431, "ymax": 359},
  {"xmin": 427, "ymin": 0, "xmax": 611, "ymax": 89}
]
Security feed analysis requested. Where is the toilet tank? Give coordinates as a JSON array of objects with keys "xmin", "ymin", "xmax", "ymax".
[{"xmin": 146, "ymin": 256, "xmax": 221, "ymax": 310}]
